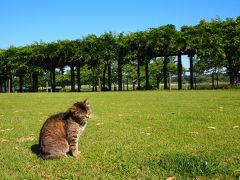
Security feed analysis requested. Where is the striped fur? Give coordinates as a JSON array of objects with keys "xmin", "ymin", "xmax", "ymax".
[{"xmin": 39, "ymin": 99, "xmax": 92, "ymax": 159}]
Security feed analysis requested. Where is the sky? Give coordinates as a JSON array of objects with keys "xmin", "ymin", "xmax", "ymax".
[{"xmin": 0, "ymin": 0, "xmax": 239, "ymax": 67}]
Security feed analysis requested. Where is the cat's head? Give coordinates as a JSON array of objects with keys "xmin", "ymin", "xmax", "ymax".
[{"xmin": 68, "ymin": 99, "xmax": 92, "ymax": 120}]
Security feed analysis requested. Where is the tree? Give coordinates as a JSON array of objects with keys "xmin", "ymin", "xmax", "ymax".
[
  {"xmin": 57, "ymin": 40, "xmax": 76, "ymax": 91},
  {"xmin": 127, "ymin": 31, "xmax": 151, "ymax": 90},
  {"xmin": 116, "ymin": 33, "xmax": 129, "ymax": 91},
  {"xmin": 1, "ymin": 15, "xmax": 240, "ymax": 91},
  {"xmin": 0, "ymin": 49, "xmax": 7, "ymax": 92},
  {"xmin": 147, "ymin": 25, "xmax": 179, "ymax": 89},
  {"xmin": 69, "ymin": 39, "xmax": 85, "ymax": 92},
  {"xmin": 2, "ymin": 46, "xmax": 23, "ymax": 92},
  {"xmin": 181, "ymin": 25, "xmax": 201, "ymax": 89},
  {"xmin": 194, "ymin": 17, "xmax": 240, "ymax": 85},
  {"xmin": 15, "ymin": 46, "xmax": 31, "ymax": 92},
  {"xmin": 29, "ymin": 41, "xmax": 63, "ymax": 92},
  {"xmin": 98, "ymin": 32, "xmax": 117, "ymax": 91},
  {"xmin": 81, "ymin": 34, "xmax": 100, "ymax": 91},
  {"xmin": 235, "ymin": 16, "xmax": 240, "ymax": 82},
  {"xmin": 28, "ymin": 42, "xmax": 49, "ymax": 92},
  {"xmin": 221, "ymin": 17, "xmax": 240, "ymax": 84}
]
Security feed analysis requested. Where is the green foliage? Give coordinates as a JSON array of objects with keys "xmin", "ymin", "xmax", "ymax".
[
  {"xmin": 1, "ymin": 16, "xmax": 240, "ymax": 88},
  {"xmin": 127, "ymin": 31, "xmax": 149, "ymax": 61},
  {"xmin": 181, "ymin": 25, "xmax": 200, "ymax": 54},
  {"xmin": 98, "ymin": 31, "xmax": 117, "ymax": 64},
  {"xmin": 147, "ymin": 24, "xmax": 178, "ymax": 56}
]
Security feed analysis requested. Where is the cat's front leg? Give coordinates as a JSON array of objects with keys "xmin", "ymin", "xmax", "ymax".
[{"xmin": 69, "ymin": 137, "xmax": 80, "ymax": 158}]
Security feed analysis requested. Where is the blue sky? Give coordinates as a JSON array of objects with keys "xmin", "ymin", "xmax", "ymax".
[
  {"xmin": 1, "ymin": 0, "xmax": 239, "ymax": 49},
  {"xmin": 0, "ymin": 0, "xmax": 239, "ymax": 67}
]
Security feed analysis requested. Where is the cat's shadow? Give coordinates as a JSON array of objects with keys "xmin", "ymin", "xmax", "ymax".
[{"xmin": 31, "ymin": 144, "xmax": 40, "ymax": 156}]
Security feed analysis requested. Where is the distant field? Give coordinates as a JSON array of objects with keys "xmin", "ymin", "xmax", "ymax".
[{"xmin": 0, "ymin": 90, "xmax": 239, "ymax": 179}]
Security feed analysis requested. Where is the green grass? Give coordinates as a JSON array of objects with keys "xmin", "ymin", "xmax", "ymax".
[{"xmin": 0, "ymin": 90, "xmax": 239, "ymax": 179}]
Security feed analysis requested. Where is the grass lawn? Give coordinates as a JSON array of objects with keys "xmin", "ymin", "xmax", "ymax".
[{"xmin": 0, "ymin": 90, "xmax": 239, "ymax": 179}]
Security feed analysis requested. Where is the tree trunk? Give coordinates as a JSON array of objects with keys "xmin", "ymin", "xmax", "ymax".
[
  {"xmin": 19, "ymin": 75, "xmax": 23, "ymax": 92},
  {"xmin": 117, "ymin": 58, "xmax": 123, "ymax": 91},
  {"xmin": 102, "ymin": 64, "xmax": 107, "ymax": 90},
  {"xmin": 29, "ymin": 74, "xmax": 33, "ymax": 91},
  {"xmin": 145, "ymin": 60, "xmax": 149, "ymax": 90},
  {"xmin": 70, "ymin": 66, "xmax": 75, "ymax": 92},
  {"xmin": 228, "ymin": 58, "xmax": 234, "ymax": 85},
  {"xmin": 107, "ymin": 63, "xmax": 112, "ymax": 91},
  {"xmin": 77, "ymin": 66, "xmax": 81, "ymax": 92},
  {"xmin": 61, "ymin": 68, "xmax": 65, "ymax": 89},
  {"xmin": 169, "ymin": 72, "xmax": 171, "ymax": 90},
  {"xmin": 194, "ymin": 77, "xmax": 197, "ymax": 89},
  {"xmin": 32, "ymin": 73, "xmax": 38, "ymax": 92},
  {"xmin": 189, "ymin": 54, "xmax": 194, "ymax": 89},
  {"xmin": 10, "ymin": 76, "xmax": 13, "ymax": 93},
  {"xmin": 238, "ymin": 72, "xmax": 240, "ymax": 83},
  {"xmin": 212, "ymin": 73, "xmax": 215, "ymax": 89},
  {"xmin": 0, "ymin": 81, "xmax": 2, "ymax": 92},
  {"xmin": 94, "ymin": 76, "xmax": 98, "ymax": 92},
  {"xmin": 133, "ymin": 78, "xmax": 136, "ymax": 91},
  {"xmin": 163, "ymin": 56, "xmax": 169, "ymax": 90},
  {"xmin": 8, "ymin": 76, "xmax": 13, "ymax": 92},
  {"xmin": 8, "ymin": 79, "xmax": 11, "ymax": 93},
  {"xmin": 156, "ymin": 73, "xmax": 160, "ymax": 89},
  {"xmin": 51, "ymin": 68, "xmax": 56, "ymax": 92},
  {"xmin": 92, "ymin": 77, "xmax": 95, "ymax": 92},
  {"xmin": 4, "ymin": 80, "xmax": 7, "ymax": 92},
  {"xmin": 137, "ymin": 59, "xmax": 141, "ymax": 90},
  {"xmin": 177, "ymin": 54, "xmax": 182, "ymax": 90},
  {"xmin": 98, "ymin": 78, "xmax": 101, "ymax": 91}
]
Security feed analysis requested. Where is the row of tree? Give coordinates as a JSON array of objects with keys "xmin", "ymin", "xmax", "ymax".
[{"xmin": 0, "ymin": 16, "xmax": 239, "ymax": 92}]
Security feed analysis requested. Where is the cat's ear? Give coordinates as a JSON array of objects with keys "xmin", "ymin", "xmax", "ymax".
[
  {"xmin": 83, "ymin": 98, "xmax": 90, "ymax": 106},
  {"xmin": 68, "ymin": 105, "xmax": 78, "ymax": 114}
]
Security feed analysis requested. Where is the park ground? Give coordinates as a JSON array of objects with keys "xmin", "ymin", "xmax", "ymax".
[{"xmin": 0, "ymin": 90, "xmax": 239, "ymax": 179}]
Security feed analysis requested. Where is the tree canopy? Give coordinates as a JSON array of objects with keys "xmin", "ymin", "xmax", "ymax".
[{"xmin": 1, "ymin": 16, "xmax": 240, "ymax": 92}]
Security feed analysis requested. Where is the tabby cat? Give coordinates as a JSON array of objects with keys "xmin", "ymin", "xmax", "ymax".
[{"xmin": 39, "ymin": 99, "xmax": 92, "ymax": 159}]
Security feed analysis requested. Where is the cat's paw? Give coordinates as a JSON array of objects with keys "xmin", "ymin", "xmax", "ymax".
[
  {"xmin": 75, "ymin": 153, "xmax": 81, "ymax": 159},
  {"xmin": 63, "ymin": 154, "xmax": 68, "ymax": 158},
  {"xmin": 60, "ymin": 154, "xmax": 68, "ymax": 159},
  {"xmin": 72, "ymin": 151, "xmax": 81, "ymax": 159}
]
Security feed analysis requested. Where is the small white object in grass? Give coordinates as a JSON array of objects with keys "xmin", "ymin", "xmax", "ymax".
[
  {"xmin": 205, "ymin": 161, "xmax": 208, "ymax": 169},
  {"xmin": 146, "ymin": 133, "xmax": 151, "ymax": 136},
  {"xmin": 0, "ymin": 128, "xmax": 14, "ymax": 132},
  {"xmin": 190, "ymin": 131, "xmax": 199, "ymax": 134},
  {"xmin": 233, "ymin": 125, "xmax": 239, "ymax": 129},
  {"xmin": 96, "ymin": 123, "xmax": 104, "ymax": 126},
  {"xmin": 0, "ymin": 139, "xmax": 8, "ymax": 142},
  {"xmin": 208, "ymin": 126, "xmax": 216, "ymax": 130},
  {"xmin": 16, "ymin": 136, "xmax": 35, "ymax": 142}
]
